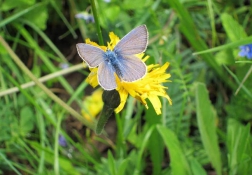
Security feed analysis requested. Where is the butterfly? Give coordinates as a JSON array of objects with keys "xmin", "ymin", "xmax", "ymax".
[{"xmin": 76, "ymin": 25, "xmax": 148, "ymax": 91}]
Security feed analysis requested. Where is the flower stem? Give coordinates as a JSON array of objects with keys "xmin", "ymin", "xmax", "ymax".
[
  {"xmin": 90, "ymin": 0, "xmax": 104, "ymax": 45},
  {"xmin": 96, "ymin": 106, "xmax": 114, "ymax": 135},
  {"xmin": 96, "ymin": 90, "xmax": 120, "ymax": 134}
]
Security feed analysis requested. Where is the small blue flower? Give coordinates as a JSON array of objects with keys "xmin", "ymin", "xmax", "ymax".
[
  {"xmin": 59, "ymin": 135, "xmax": 67, "ymax": 147},
  {"xmin": 59, "ymin": 63, "xmax": 69, "ymax": 69},
  {"xmin": 75, "ymin": 12, "xmax": 94, "ymax": 23},
  {"xmin": 238, "ymin": 44, "xmax": 252, "ymax": 59}
]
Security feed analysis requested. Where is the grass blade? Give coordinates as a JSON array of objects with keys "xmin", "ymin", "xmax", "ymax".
[
  {"xmin": 15, "ymin": 24, "xmax": 74, "ymax": 94},
  {"xmin": 0, "ymin": 3, "xmax": 46, "ymax": 28},
  {"xmin": 195, "ymin": 82, "xmax": 222, "ymax": 175},
  {"xmin": 21, "ymin": 19, "xmax": 67, "ymax": 62},
  {"xmin": 193, "ymin": 36, "xmax": 252, "ymax": 55},
  {"xmin": 227, "ymin": 119, "xmax": 251, "ymax": 175},
  {"xmin": 134, "ymin": 125, "xmax": 155, "ymax": 175},
  {"xmin": 49, "ymin": 0, "xmax": 77, "ymax": 39},
  {"xmin": 0, "ymin": 152, "xmax": 22, "ymax": 175},
  {"xmin": 157, "ymin": 125, "xmax": 192, "ymax": 175}
]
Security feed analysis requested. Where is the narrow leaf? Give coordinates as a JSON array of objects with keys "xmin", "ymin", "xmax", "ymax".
[
  {"xmin": 157, "ymin": 125, "xmax": 191, "ymax": 175},
  {"xmin": 227, "ymin": 119, "xmax": 251, "ymax": 175},
  {"xmin": 195, "ymin": 82, "xmax": 222, "ymax": 175},
  {"xmin": 221, "ymin": 13, "xmax": 247, "ymax": 42}
]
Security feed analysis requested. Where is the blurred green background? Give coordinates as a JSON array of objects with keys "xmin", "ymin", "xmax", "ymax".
[{"xmin": 0, "ymin": 0, "xmax": 252, "ymax": 174}]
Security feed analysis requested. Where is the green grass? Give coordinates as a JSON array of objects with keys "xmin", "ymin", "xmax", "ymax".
[{"xmin": 0, "ymin": 0, "xmax": 252, "ymax": 174}]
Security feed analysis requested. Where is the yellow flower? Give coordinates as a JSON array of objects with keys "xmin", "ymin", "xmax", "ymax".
[
  {"xmin": 85, "ymin": 32, "xmax": 172, "ymax": 115},
  {"xmin": 81, "ymin": 89, "xmax": 103, "ymax": 121}
]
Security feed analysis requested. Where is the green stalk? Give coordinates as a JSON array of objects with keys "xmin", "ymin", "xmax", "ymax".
[
  {"xmin": 54, "ymin": 114, "xmax": 63, "ymax": 175},
  {"xmin": 90, "ymin": 0, "xmax": 104, "ymax": 45},
  {"xmin": 96, "ymin": 106, "xmax": 114, "ymax": 135},
  {"xmin": 96, "ymin": 90, "xmax": 120, "ymax": 135}
]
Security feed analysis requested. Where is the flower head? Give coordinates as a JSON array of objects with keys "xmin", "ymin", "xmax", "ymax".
[
  {"xmin": 238, "ymin": 44, "xmax": 252, "ymax": 59},
  {"xmin": 84, "ymin": 32, "xmax": 172, "ymax": 115},
  {"xmin": 81, "ymin": 89, "xmax": 103, "ymax": 121},
  {"xmin": 59, "ymin": 135, "xmax": 67, "ymax": 147}
]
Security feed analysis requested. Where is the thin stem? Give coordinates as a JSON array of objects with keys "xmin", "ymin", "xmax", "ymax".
[
  {"xmin": 90, "ymin": 0, "xmax": 104, "ymax": 45},
  {"xmin": 54, "ymin": 114, "xmax": 63, "ymax": 175},
  {"xmin": 235, "ymin": 65, "xmax": 252, "ymax": 95},
  {"xmin": 0, "ymin": 152, "xmax": 22, "ymax": 175},
  {"xmin": 69, "ymin": 0, "xmax": 87, "ymax": 40},
  {"xmin": 0, "ymin": 63, "xmax": 85, "ymax": 97}
]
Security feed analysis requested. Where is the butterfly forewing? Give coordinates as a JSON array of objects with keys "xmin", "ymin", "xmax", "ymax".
[
  {"xmin": 117, "ymin": 55, "xmax": 147, "ymax": 82},
  {"xmin": 114, "ymin": 25, "xmax": 148, "ymax": 55},
  {"xmin": 98, "ymin": 62, "xmax": 117, "ymax": 90},
  {"xmin": 76, "ymin": 43, "xmax": 104, "ymax": 68}
]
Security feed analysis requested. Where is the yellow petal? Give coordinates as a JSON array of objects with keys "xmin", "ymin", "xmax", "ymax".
[
  {"xmin": 148, "ymin": 94, "xmax": 162, "ymax": 115},
  {"xmin": 86, "ymin": 68, "xmax": 99, "ymax": 88},
  {"xmin": 115, "ymin": 88, "xmax": 129, "ymax": 113},
  {"xmin": 82, "ymin": 89, "xmax": 103, "ymax": 121}
]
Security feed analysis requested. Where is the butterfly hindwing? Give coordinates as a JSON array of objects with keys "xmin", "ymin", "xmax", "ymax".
[
  {"xmin": 116, "ymin": 55, "xmax": 147, "ymax": 82},
  {"xmin": 114, "ymin": 25, "xmax": 148, "ymax": 55},
  {"xmin": 98, "ymin": 62, "xmax": 117, "ymax": 90},
  {"xmin": 76, "ymin": 43, "xmax": 104, "ymax": 68}
]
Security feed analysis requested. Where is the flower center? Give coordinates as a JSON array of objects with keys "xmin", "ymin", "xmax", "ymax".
[{"xmin": 245, "ymin": 46, "xmax": 250, "ymax": 52}]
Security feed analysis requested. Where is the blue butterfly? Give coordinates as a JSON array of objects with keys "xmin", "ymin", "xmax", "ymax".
[{"xmin": 76, "ymin": 25, "xmax": 148, "ymax": 90}]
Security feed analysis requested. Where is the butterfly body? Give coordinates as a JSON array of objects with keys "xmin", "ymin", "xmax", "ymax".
[
  {"xmin": 104, "ymin": 50, "xmax": 125, "ymax": 79},
  {"xmin": 76, "ymin": 25, "xmax": 148, "ymax": 90}
]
